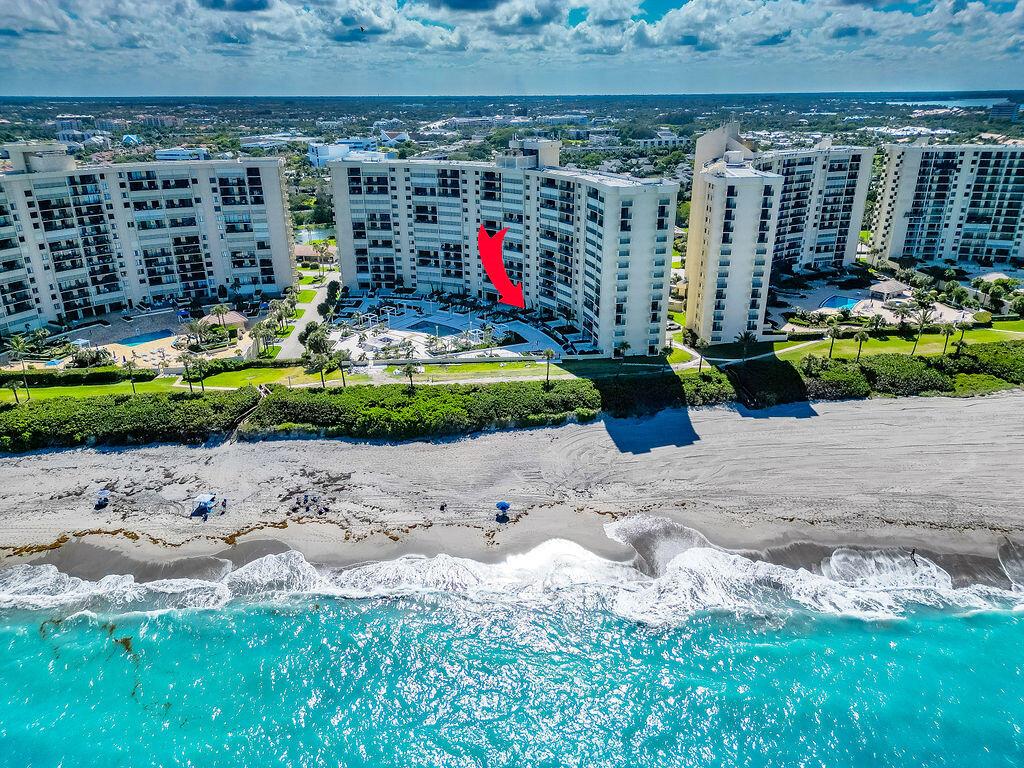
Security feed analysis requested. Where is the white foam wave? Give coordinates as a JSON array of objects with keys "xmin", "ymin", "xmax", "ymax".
[{"xmin": 2, "ymin": 520, "xmax": 1022, "ymax": 622}]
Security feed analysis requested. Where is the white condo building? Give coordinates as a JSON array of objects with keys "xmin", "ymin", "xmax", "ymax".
[
  {"xmin": 752, "ymin": 139, "xmax": 873, "ymax": 270},
  {"xmin": 331, "ymin": 139, "xmax": 678, "ymax": 356},
  {"xmin": 871, "ymin": 143, "xmax": 1024, "ymax": 266},
  {"xmin": 0, "ymin": 142, "xmax": 294, "ymax": 335},
  {"xmin": 685, "ymin": 124, "xmax": 782, "ymax": 345}
]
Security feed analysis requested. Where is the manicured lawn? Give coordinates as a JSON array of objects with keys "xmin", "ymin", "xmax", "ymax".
[
  {"xmin": 274, "ymin": 324, "xmax": 296, "ymax": 338},
  {"xmin": 993, "ymin": 319, "xmax": 1024, "ymax": 333},
  {"xmin": 776, "ymin": 327, "xmax": 1024, "ymax": 362},
  {"xmin": 203, "ymin": 365, "xmax": 369, "ymax": 388},
  {"xmin": 388, "ymin": 361, "xmax": 549, "ymax": 382},
  {"xmin": 260, "ymin": 345, "xmax": 282, "ymax": 359},
  {"xmin": 385, "ymin": 353, "xmax": 688, "ymax": 382},
  {"xmin": 296, "ymin": 290, "xmax": 317, "ymax": 303},
  {"xmin": 299, "ymin": 275, "xmax": 324, "ymax": 286},
  {"xmin": 705, "ymin": 339, "xmax": 809, "ymax": 360},
  {"xmin": 0, "ymin": 377, "xmax": 179, "ymax": 402},
  {"xmin": 290, "ymin": 308, "xmax": 305, "ymax": 319}
]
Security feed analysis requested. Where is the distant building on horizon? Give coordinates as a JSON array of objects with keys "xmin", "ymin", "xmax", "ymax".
[
  {"xmin": 154, "ymin": 147, "xmax": 211, "ymax": 161},
  {"xmin": 308, "ymin": 138, "xmax": 379, "ymax": 167}
]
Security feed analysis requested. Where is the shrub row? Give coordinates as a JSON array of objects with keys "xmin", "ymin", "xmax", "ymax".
[
  {"xmin": 594, "ymin": 371, "xmax": 735, "ymax": 416},
  {"xmin": 0, "ymin": 388, "xmax": 259, "ymax": 452},
  {"xmin": 727, "ymin": 341, "xmax": 1024, "ymax": 408},
  {"xmin": 0, "ymin": 365, "xmax": 158, "ymax": 387},
  {"xmin": 244, "ymin": 379, "xmax": 603, "ymax": 440}
]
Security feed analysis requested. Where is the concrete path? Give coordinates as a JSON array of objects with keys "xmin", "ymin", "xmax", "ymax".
[{"xmin": 276, "ymin": 270, "xmax": 338, "ymax": 359}]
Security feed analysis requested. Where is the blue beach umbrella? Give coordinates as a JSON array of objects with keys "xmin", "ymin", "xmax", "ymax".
[{"xmin": 495, "ymin": 501, "xmax": 510, "ymax": 511}]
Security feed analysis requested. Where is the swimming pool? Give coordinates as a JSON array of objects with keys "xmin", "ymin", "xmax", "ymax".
[
  {"xmin": 819, "ymin": 296, "xmax": 860, "ymax": 310},
  {"xmin": 119, "ymin": 329, "xmax": 175, "ymax": 347},
  {"xmin": 408, "ymin": 321, "xmax": 462, "ymax": 336}
]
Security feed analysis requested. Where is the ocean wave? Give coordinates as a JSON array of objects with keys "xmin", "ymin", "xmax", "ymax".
[{"xmin": 2, "ymin": 518, "xmax": 1022, "ymax": 621}]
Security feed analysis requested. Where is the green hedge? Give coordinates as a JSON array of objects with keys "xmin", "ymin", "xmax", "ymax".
[
  {"xmin": 804, "ymin": 362, "xmax": 872, "ymax": 401},
  {"xmin": 244, "ymin": 380, "xmax": 602, "ymax": 440},
  {"xmin": 0, "ymin": 388, "xmax": 259, "ymax": 452},
  {"xmin": 858, "ymin": 354, "xmax": 954, "ymax": 396},
  {"xmin": 938, "ymin": 341, "xmax": 1024, "ymax": 384},
  {"xmin": 593, "ymin": 371, "xmax": 735, "ymax": 416},
  {"xmin": 0, "ymin": 366, "xmax": 158, "ymax": 387}
]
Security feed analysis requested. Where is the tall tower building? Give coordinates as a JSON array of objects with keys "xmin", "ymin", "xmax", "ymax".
[
  {"xmin": 0, "ymin": 143, "xmax": 294, "ymax": 335},
  {"xmin": 331, "ymin": 139, "xmax": 678, "ymax": 356},
  {"xmin": 871, "ymin": 142, "xmax": 1024, "ymax": 266},
  {"xmin": 685, "ymin": 124, "xmax": 781, "ymax": 345},
  {"xmin": 753, "ymin": 140, "xmax": 873, "ymax": 271}
]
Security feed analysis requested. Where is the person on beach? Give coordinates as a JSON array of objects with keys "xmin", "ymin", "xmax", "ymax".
[
  {"xmin": 909, "ymin": 548, "xmax": 918, "ymax": 566},
  {"xmin": 221, "ymin": 498, "xmax": 227, "ymax": 515}
]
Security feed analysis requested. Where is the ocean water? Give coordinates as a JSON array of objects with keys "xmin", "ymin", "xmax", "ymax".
[{"xmin": 2, "ymin": 522, "xmax": 1024, "ymax": 767}]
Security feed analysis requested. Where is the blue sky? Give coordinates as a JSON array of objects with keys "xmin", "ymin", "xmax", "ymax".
[{"xmin": 0, "ymin": 0, "xmax": 1022, "ymax": 95}]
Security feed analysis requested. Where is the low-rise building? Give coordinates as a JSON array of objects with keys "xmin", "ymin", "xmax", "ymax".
[
  {"xmin": 154, "ymin": 147, "xmax": 211, "ymax": 161},
  {"xmin": 307, "ymin": 138, "xmax": 378, "ymax": 167}
]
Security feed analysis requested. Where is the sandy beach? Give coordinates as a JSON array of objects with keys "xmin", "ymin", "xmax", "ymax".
[{"xmin": 2, "ymin": 392, "xmax": 1023, "ymax": 585}]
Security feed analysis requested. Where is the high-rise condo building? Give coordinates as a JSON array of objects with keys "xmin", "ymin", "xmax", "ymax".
[
  {"xmin": 871, "ymin": 143, "xmax": 1024, "ymax": 266},
  {"xmin": 331, "ymin": 139, "xmax": 678, "ymax": 356},
  {"xmin": 685, "ymin": 124, "xmax": 781, "ymax": 345},
  {"xmin": 752, "ymin": 139, "xmax": 873, "ymax": 270},
  {"xmin": 0, "ymin": 142, "xmax": 293, "ymax": 335}
]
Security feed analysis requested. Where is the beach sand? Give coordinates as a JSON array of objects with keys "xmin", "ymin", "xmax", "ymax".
[{"xmin": 2, "ymin": 392, "xmax": 1023, "ymax": 586}]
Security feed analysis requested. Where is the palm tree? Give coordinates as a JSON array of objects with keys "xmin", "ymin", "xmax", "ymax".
[
  {"xmin": 211, "ymin": 303, "xmax": 231, "ymax": 331},
  {"xmin": 6, "ymin": 380, "xmax": 24, "ymax": 405},
  {"xmin": 256, "ymin": 325, "xmax": 276, "ymax": 357},
  {"xmin": 179, "ymin": 353, "xmax": 195, "ymax": 394},
  {"xmin": 542, "ymin": 348, "xmax": 556, "ymax": 388},
  {"xmin": 867, "ymin": 314, "xmax": 885, "ymax": 333},
  {"xmin": 893, "ymin": 304, "xmax": 912, "ymax": 332},
  {"xmin": 335, "ymin": 349, "xmax": 351, "ymax": 387},
  {"xmin": 400, "ymin": 362, "xmax": 417, "ymax": 389},
  {"xmin": 616, "ymin": 341, "xmax": 631, "ymax": 360},
  {"xmin": 310, "ymin": 353, "xmax": 330, "ymax": 389},
  {"xmin": 954, "ymin": 319, "xmax": 973, "ymax": 346},
  {"xmin": 695, "ymin": 337, "xmax": 708, "ymax": 373},
  {"xmin": 939, "ymin": 323, "xmax": 956, "ymax": 358},
  {"xmin": 124, "ymin": 360, "xmax": 138, "ymax": 395},
  {"xmin": 826, "ymin": 320, "xmax": 842, "ymax": 359},
  {"xmin": 182, "ymin": 320, "xmax": 205, "ymax": 348},
  {"xmin": 853, "ymin": 330, "xmax": 870, "ymax": 362},
  {"xmin": 6, "ymin": 334, "xmax": 31, "ymax": 400},
  {"xmin": 911, "ymin": 307, "xmax": 935, "ymax": 355},
  {"xmin": 734, "ymin": 331, "xmax": 758, "ymax": 362}
]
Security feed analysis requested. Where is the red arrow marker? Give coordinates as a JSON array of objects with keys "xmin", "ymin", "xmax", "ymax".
[{"xmin": 477, "ymin": 225, "xmax": 524, "ymax": 308}]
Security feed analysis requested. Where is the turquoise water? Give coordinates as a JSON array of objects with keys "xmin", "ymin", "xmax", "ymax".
[
  {"xmin": 2, "ymin": 537, "xmax": 1024, "ymax": 766},
  {"xmin": 409, "ymin": 320, "xmax": 462, "ymax": 336},
  {"xmin": 119, "ymin": 328, "xmax": 174, "ymax": 347},
  {"xmin": 819, "ymin": 295, "xmax": 860, "ymax": 310}
]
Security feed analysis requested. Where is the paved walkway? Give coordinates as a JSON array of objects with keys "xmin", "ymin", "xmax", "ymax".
[{"xmin": 276, "ymin": 271, "xmax": 338, "ymax": 359}]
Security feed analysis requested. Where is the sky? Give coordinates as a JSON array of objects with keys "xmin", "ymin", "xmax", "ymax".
[{"xmin": 0, "ymin": 0, "xmax": 1022, "ymax": 96}]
